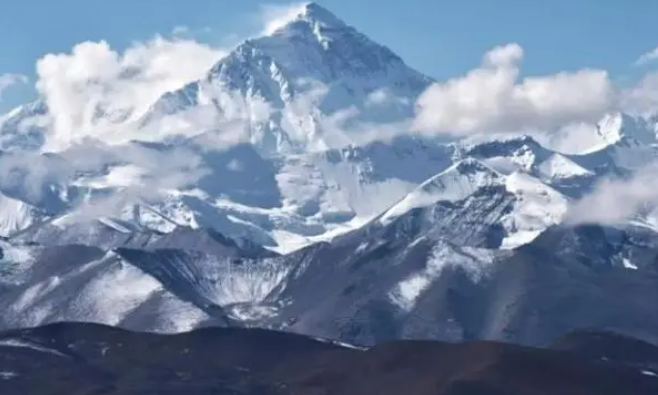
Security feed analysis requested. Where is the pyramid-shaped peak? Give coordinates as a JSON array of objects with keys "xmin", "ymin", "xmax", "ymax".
[
  {"xmin": 265, "ymin": 2, "xmax": 348, "ymax": 36},
  {"xmin": 300, "ymin": 2, "xmax": 345, "ymax": 24}
]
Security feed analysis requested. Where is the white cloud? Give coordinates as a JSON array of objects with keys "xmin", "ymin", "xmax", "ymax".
[
  {"xmin": 566, "ymin": 163, "xmax": 658, "ymax": 225},
  {"xmin": 35, "ymin": 36, "xmax": 226, "ymax": 150},
  {"xmin": 0, "ymin": 73, "xmax": 28, "ymax": 102},
  {"xmin": 621, "ymin": 72, "xmax": 658, "ymax": 115},
  {"xmin": 258, "ymin": 3, "xmax": 306, "ymax": 35},
  {"xmin": 0, "ymin": 137, "xmax": 212, "ymax": 209},
  {"xmin": 536, "ymin": 122, "xmax": 605, "ymax": 155},
  {"xmin": 413, "ymin": 43, "xmax": 617, "ymax": 137},
  {"xmin": 483, "ymin": 43, "xmax": 524, "ymax": 68},
  {"xmin": 0, "ymin": 34, "xmax": 239, "ymax": 207},
  {"xmin": 58, "ymin": 141, "xmax": 212, "ymax": 221},
  {"xmin": 635, "ymin": 45, "xmax": 658, "ymax": 66},
  {"xmin": 0, "ymin": 151, "xmax": 71, "ymax": 202}
]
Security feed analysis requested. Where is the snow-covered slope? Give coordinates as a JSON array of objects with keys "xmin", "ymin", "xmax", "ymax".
[
  {"xmin": 0, "ymin": 242, "xmax": 227, "ymax": 332},
  {"xmin": 0, "ymin": 193, "xmax": 45, "ymax": 236},
  {"xmin": 378, "ymin": 158, "xmax": 568, "ymax": 248},
  {"xmin": 380, "ymin": 159, "xmax": 504, "ymax": 223}
]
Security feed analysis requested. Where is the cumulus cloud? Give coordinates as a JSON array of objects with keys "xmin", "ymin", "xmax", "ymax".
[
  {"xmin": 635, "ymin": 45, "xmax": 658, "ymax": 66},
  {"xmin": 413, "ymin": 43, "xmax": 617, "ymax": 137},
  {"xmin": 566, "ymin": 163, "xmax": 658, "ymax": 225},
  {"xmin": 0, "ymin": 151, "xmax": 72, "ymax": 203},
  {"xmin": 62, "ymin": 141, "xmax": 212, "ymax": 221},
  {"xmin": 0, "ymin": 73, "xmax": 28, "ymax": 102},
  {"xmin": 621, "ymin": 72, "xmax": 658, "ymax": 115},
  {"xmin": 35, "ymin": 36, "xmax": 225, "ymax": 150}
]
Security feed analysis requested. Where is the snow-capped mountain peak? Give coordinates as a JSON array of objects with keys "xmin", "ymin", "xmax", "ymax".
[
  {"xmin": 267, "ymin": 2, "xmax": 349, "ymax": 36},
  {"xmin": 596, "ymin": 113, "xmax": 657, "ymax": 147},
  {"xmin": 142, "ymin": 3, "xmax": 433, "ymax": 156}
]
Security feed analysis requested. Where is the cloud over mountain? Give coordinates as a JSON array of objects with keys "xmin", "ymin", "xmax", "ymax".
[
  {"xmin": 35, "ymin": 37, "xmax": 225, "ymax": 150},
  {"xmin": 413, "ymin": 43, "xmax": 617, "ymax": 137}
]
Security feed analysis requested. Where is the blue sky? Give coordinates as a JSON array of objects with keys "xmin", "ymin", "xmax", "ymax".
[{"xmin": 1, "ymin": 0, "xmax": 657, "ymax": 112}]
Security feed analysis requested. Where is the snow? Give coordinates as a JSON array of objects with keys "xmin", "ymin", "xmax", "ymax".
[
  {"xmin": 481, "ymin": 156, "xmax": 524, "ymax": 175},
  {"xmin": 537, "ymin": 154, "xmax": 594, "ymax": 180},
  {"xmin": 500, "ymin": 172, "xmax": 568, "ymax": 248},
  {"xmin": 500, "ymin": 230, "xmax": 543, "ymax": 250},
  {"xmin": 0, "ymin": 250, "xmax": 220, "ymax": 333},
  {"xmin": 265, "ymin": 2, "xmax": 349, "ymax": 37},
  {"xmin": 0, "ymin": 338, "xmax": 67, "ymax": 357},
  {"xmin": 97, "ymin": 217, "xmax": 134, "ymax": 234},
  {"xmin": 377, "ymin": 164, "xmax": 566, "ymax": 250},
  {"xmin": 227, "ymin": 304, "xmax": 280, "ymax": 321},
  {"xmin": 597, "ymin": 113, "xmax": 657, "ymax": 147},
  {"xmin": 0, "ymin": 2, "xmax": 435, "ymax": 253},
  {"xmin": 312, "ymin": 336, "xmax": 367, "ymax": 350},
  {"xmin": 622, "ymin": 258, "xmax": 638, "ymax": 270},
  {"xmin": 72, "ymin": 254, "xmax": 167, "ymax": 325},
  {"xmin": 0, "ymin": 2, "xmax": 655, "ymax": 260},
  {"xmin": 389, "ymin": 242, "xmax": 494, "ymax": 312},
  {"xmin": 0, "ymin": 371, "xmax": 17, "ymax": 380},
  {"xmin": 73, "ymin": 164, "xmax": 149, "ymax": 189},
  {"xmin": 0, "ymin": 193, "xmax": 42, "ymax": 237},
  {"xmin": 390, "ymin": 275, "xmax": 431, "ymax": 312},
  {"xmin": 0, "ymin": 240, "xmax": 37, "ymax": 276},
  {"xmin": 380, "ymin": 159, "xmax": 502, "ymax": 225},
  {"xmin": 196, "ymin": 256, "xmax": 292, "ymax": 306},
  {"xmin": 0, "ymin": 3, "xmax": 657, "ymax": 343}
]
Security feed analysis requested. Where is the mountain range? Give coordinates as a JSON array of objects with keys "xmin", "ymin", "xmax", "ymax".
[{"xmin": 1, "ymin": 1, "xmax": 658, "ymax": 354}]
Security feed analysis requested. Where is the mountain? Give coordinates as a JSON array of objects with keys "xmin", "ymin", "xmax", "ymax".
[
  {"xmin": 141, "ymin": 2, "xmax": 432, "ymax": 154},
  {"xmin": 0, "ymin": 3, "xmax": 451, "ymax": 252},
  {"xmin": 377, "ymin": 158, "xmax": 568, "ymax": 249},
  {"xmin": 4, "ymin": 203, "xmax": 658, "ymax": 347},
  {"xmin": 1, "ymin": 322, "xmax": 657, "ymax": 395},
  {"xmin": 2, "ymin": 1, "xmax": 658, "ymax": 357},
  {"xmin": 0, "ymin": 240, "xmax": 230, "ymax": 332},
  {"xmin": 0, "ymin": 3, "xmax": 657, "ymax": 254}
]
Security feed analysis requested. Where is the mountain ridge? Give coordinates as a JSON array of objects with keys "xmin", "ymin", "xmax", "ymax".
[{"xmin": 1, "ymin": 321, "xmax": 657, "ymax": 395}]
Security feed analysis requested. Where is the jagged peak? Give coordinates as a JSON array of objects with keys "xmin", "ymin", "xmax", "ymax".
[
  {"xmin": 299, "ymin": 2, "xmax": 347, "ymax": 27},
  {"xmin": 377, "ymin": 158, "xmax": 504, "ymax": 225},
  {"xmin": 441, "ymin": 157, "xmax": 501, "ymax": 178},
  {"xmin": 458, "ymin": 135, "xmax": 548, "ymax": 163},
  {"xmin": 596, "ymin": 112, "xmax": 656, "ymax": 146},
  {"xmin": 413, "ymin": 158, "xmax": 503, "ymax": 200}
]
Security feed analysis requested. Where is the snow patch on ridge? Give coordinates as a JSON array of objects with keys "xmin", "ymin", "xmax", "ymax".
[
  {"xmin": 389, "ymin": 242, "xmax": 494, "ymax": 312},
  {"xmin": 537, "ymin": 154, "xmax": 594, "ymax": 180},
  {"xmin": 380, "ymin": 159, "xmax": 502, "ymax": 225},
  {"xmin": 500, "ymin": 172, "xmax": 568, "ymax": 248}
]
